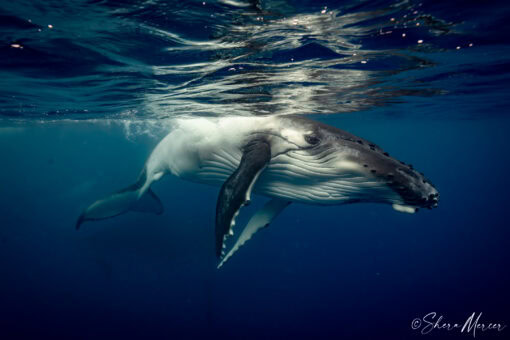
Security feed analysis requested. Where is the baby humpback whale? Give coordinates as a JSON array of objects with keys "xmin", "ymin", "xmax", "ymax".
[{"xmin": 77, "ymin": 115, "xmax": 439, "ymax": 267}]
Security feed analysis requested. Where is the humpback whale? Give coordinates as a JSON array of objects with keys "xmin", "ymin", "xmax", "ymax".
[{"xmin": 77, "ymin": 115, "xmax": 439, "ymax": 267}]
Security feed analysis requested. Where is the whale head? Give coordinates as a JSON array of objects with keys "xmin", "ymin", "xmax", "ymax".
[{"xmin": 264, "ymin": 116, "xmax": 439, "ymax": 212}]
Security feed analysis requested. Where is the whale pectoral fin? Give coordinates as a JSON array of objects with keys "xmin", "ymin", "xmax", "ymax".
[
  {"xmin": 76, "ymin": 170, "xmax": 164, "ymax": 230},
  {"xmin": 215, "ymin": 139, "xmax": 271, "ymax": 258},
  {"xmin": 218, "ymin": 199, "xmax": 291, "ymax": 268}
]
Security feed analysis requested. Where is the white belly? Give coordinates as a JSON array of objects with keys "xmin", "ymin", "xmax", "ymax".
[
  {"xmin": 181, "ymin": 149, "xmax": 396, "ymax": 205},
  {"xmin": 150, "ymin": 117, "xmax": 399, "ymax": 205}
]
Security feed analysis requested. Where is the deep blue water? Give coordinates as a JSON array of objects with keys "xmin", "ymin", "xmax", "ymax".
[{"xmin": 1, "ymin": 0, "xmax": 510, "ymax": 339}]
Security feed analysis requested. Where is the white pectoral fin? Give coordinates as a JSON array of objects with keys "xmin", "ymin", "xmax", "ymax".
[{"xmin": 217, "ymin": 199, "xmax": 291, "ymax": 269}]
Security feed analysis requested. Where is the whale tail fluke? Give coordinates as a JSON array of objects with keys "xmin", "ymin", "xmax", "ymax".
[{"xmin": 76, "ymin": 169, "xmax": 164, "ymax": 230}]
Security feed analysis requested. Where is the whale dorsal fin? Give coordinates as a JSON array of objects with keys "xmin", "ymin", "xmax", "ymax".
[
  {"xmin": 215, "ymin": 138, "xmax": 271, "ymax": 258},
  {"xmin": 218, "ymin": 199, "xmax": 291, "ymax": 268}
]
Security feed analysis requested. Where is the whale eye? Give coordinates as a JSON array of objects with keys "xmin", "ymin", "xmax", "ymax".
[{"xmin": 305, "ymin": 134, "xmax": 320, "ymax": 145}]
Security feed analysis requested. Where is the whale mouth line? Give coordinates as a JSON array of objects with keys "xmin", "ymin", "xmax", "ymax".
[{"xmin": 392, "ymin": 191, "xmax": 439, "ymax": 212}]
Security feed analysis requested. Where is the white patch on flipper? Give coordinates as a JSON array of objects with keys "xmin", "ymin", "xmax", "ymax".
[
  {"xmin": 392, "ymin": 204, "xmax": 416, "ymax": 214},
  {"xmin": 218, "ymin": 199, "xmax": 290, "ymax": 268},
  {"xmin": 224, "ymin": 166, "xmax": 266, "ymax": 241},
  {"xmin": 230, "ymin": 210, "xmax": 240, "ymax": 229},
  {"xmin": 245, "ymin": 166, "xmax": 266, "ymax": 202}
]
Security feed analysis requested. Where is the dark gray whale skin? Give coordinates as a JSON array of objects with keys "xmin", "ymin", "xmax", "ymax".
[{"xmin": 282, "ymin": 115, "xmax": 439, "ymax": 208}]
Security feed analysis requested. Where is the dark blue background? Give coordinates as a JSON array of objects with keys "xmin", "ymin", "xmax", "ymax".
[
  {"xmin": 1, "ymin": 112, "xmax": 509, "ymax": 339},
  {"xmin": 1, "ymin": 0, "xmax": 510, "ymax": 339}
]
